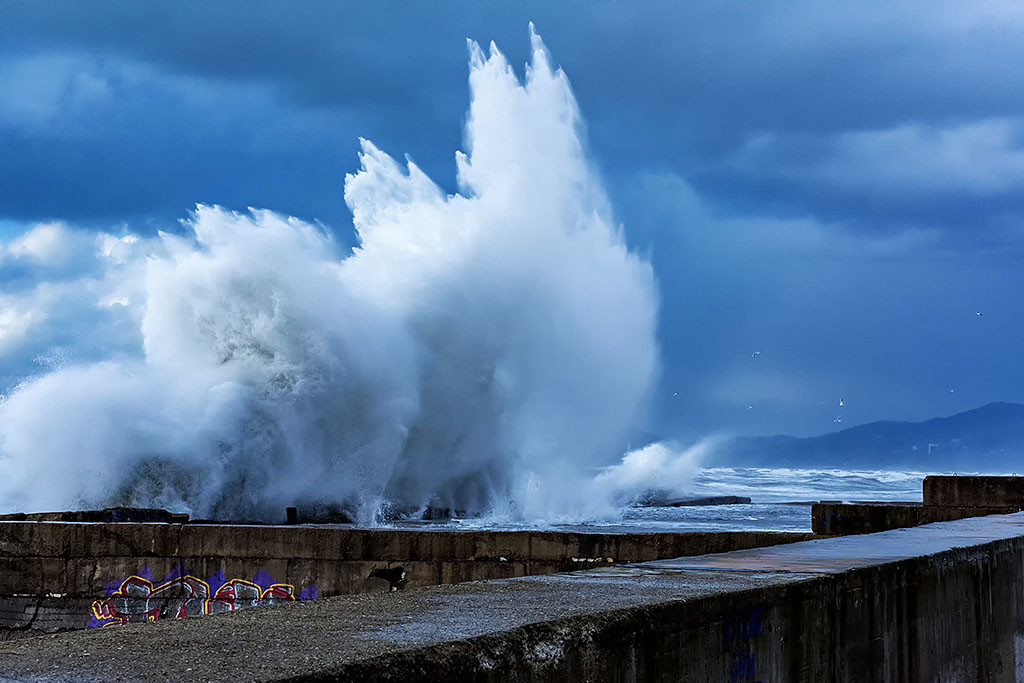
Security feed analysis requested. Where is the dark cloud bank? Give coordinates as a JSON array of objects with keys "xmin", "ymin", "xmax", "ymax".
[{"xmin": 1, "ymin": 1, "xmax": 1022, "ymax": 442}]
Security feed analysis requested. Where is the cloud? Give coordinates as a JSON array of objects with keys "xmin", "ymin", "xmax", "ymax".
[
  {"xmin": 615, "ymin": 169, "xmax": 1024, "ymax": 438},
  {"xmin": 0, "ymin": 53, "xmax": 111, "ymax": 129},
  {"xmin": 1, "ymin": 222, "xmax": 96, "ymax": 268},
  {"xmin": 3, "ymin": 1, "xmax": 1024, "ymax": 239},
  {"xmin": 626, "ymin": 170, "xmax": 943, "ymax": 261},
  {"xmin": 709, "ymin": 369, "xmax": 817, "ymax": 410},
  {"xmin": 0, "ymin": 48, "xmax": 352, "ymax": 227},
  {"xmin": 733, "ymin": 118, "xmax": 1024, "ymax": 200},
  {"xmin": 5, "ymin": 2, "xmax": 1024, "ymax": 225},
  {"xmin": 1, "ymin": 2, "xmax": 1023, "ymax": 443}
]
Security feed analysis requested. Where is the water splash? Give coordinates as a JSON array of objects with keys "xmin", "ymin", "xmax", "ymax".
[
  {"xmin": 0, "ymin": 28, "xmax": 666, "ymax": 522},
  {"xmin": 591, "ymin": 440, "xmax": 713, "ymax": 507}
]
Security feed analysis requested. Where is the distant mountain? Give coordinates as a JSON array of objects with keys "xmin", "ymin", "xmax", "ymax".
[{"xmin": 707, "ymin": 402, "xmax": 1024, "ymax": 470}]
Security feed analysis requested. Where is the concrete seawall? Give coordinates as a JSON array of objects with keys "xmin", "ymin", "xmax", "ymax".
[
  {"xmin": 811, "ymin": 501, "xmax": 1018, "ymax": 535},
  {"xmin": 925, "ymin": 475, "xmax": 1024, "ymax": 508},
  {"xmin": 0, "ymin": 522, "xmax": 810, "ymax": 635},
  {"xmin": 813, "ymin": 476, "xmax": 1024, "ymax": 536},
  {"xmin": 2, "ymin": 513, "xmax": 1024, "ymax": 681}
]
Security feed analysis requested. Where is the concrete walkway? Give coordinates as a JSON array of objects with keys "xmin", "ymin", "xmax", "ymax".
[{"xmin": 2, "ymin": 513, "xmax": 1024, "ymax": 682}]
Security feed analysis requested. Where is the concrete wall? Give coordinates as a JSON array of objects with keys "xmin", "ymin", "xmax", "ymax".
[
  {"xmin": 811, "ymin": 501, "xmax": 1017, "ymax": 535},
  {"xmin": 925, "ymin": 475, "xmax": 1024, "ymax": 508},
  {"xmin": 814, "ymin": 474, "xmax": 1024, "ymax": 535},
  {"xmin": 3, "ymin": 515, "xmax": 1024, "ymax": 681},
  {"xmin": 294, "ymin": 516, "xmax": 1024, "ymax": 682},
  {"xmin": 0, "ymin": 522, "xmax": 810, "ymax": 636}
]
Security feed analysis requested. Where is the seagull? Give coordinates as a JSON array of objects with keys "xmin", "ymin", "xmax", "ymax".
[
  {"xmin": 751, "ymin": 351, "xmax": 761, "ymax": 358},
  {"xmin": 671, "ymin": 392, "xmax": 678, "ymax": 397},
  {"xmin": 839, "ymin": 397, "xmax": 844, "ymax": 407},
  {"xmin": 832, "ymin": 415, "xmax": 843, "ymax": 424},
  {"xmin": 746, "ymin": 405, "xmax": 754, "ymax": 411},
  {"xmin": 976, "ymin": 312, "xmax": 984, "ymax": 317}
]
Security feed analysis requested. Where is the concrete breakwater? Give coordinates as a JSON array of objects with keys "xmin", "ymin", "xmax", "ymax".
[
  {"xmin": 813, "ymin": 475, "xmax": 1024, "ymax": 535},
  {"xmin": 0, "ymin": 522, "xmax": 810, "ymax": 635},
  {"xmin": 2, "ymin": 513, "xmax": 1024, "ymax": 681}
]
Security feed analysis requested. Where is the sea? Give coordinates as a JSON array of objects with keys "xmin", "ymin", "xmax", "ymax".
[{"xmin": 423, "ymin": 467, "xmax": 938, "ymax": 534}]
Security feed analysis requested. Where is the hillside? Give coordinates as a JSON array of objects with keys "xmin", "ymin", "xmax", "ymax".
[{"xmin": 708, "ymin": 402, "xmax": 1024, "ymax": 470}]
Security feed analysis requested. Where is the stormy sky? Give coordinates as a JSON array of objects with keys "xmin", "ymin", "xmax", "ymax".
[{"xmin": 1, "ymin": 1, "xmax": 1022, "ymax": 440}]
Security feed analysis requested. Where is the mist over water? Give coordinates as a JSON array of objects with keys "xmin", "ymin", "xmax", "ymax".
[{"xmin": 0, "ymin": 29, "xmax": 682, "ymax": 522}]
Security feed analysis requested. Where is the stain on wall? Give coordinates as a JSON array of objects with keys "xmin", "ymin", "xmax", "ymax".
[{"xmin": 89, "ymin": 567, "xmax": 318, "ymax": 627}]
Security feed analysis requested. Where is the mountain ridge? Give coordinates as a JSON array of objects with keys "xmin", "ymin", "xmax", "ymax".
[{"xmin": 708, "ymin": 401, "xmax": 1024, "ymax": 470}]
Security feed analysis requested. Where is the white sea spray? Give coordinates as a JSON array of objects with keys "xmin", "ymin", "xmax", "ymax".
[{"xmin": 0, "ymin": 28, "xmax": 684, "ymax": 522}]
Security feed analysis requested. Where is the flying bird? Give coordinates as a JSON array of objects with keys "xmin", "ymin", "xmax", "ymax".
[
  {"xmin": 751, "ymin": 351, "xmax": 761, "ymax": 358},
  {"xmin": 839, "ymin": 397, "xmax": 844, "ymax": 407},
  {"xmin": 976, "ymin": 312, "xmax": 984, "ymax": 317},
  {"xmin": 833, "ymin": 416, "xmax": 843, "ymax": 424}
]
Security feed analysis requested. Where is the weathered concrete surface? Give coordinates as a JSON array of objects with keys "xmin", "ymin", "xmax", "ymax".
[
  {"xmin": 2, "ymin": 514, "xmax": 1024, "ymax": 682},
  {"xmin": 811, "ymin": 501, "xmax": 1018, "ymax": 535},
  {"xmin": 0, "ymin": 508, "xmax": 189, "ymax": 524},
  {"xmin": 924, "ymin": 475, "xmax": 1024, "ymax": 508},
  {"xmin": 0, "ymin": 523, "xmax": 810, "ymax": 635}
]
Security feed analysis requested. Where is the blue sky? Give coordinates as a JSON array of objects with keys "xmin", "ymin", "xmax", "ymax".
[{"xmin": 1, "ymin": 1, "xmax": 1022, "ymax": 439}]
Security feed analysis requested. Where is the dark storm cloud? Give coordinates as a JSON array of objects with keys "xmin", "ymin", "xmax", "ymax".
[
  {"xmin": 6, "ymin": 2, "xmax": 1024, "ymax": 228},
  {"xmin": 1, "ymin": 1, "xmax": 1022, "ymax": 436},
  {"xmin": 614, "ymin": 171, "xmax": 1024, "ymax": 439}
]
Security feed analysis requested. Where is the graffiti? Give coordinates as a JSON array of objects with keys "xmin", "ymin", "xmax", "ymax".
[
  {"xmin": 89, "ymin": 568, "xmax": 318, "ymax": 628},
  {"xmin": 722, "ymin": 606, "xmax": 764, "ymax": 683},
  {"xmin": 722, "ymin": 606, "xmax": 763, "ymax": 645}
]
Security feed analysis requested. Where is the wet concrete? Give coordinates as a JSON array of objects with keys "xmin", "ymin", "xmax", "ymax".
[{"xmin": 2, "ymin": 513, "xmax": 1024, "ymax": 681}]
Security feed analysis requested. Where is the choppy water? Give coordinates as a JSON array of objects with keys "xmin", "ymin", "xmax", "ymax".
[
  {"xmin": 688, "ymin": 467, "xmax": 927, "ymax": 504},
  {"xmin": 418, "ymin": 467, "xmax": 940, "ymax": 533}
]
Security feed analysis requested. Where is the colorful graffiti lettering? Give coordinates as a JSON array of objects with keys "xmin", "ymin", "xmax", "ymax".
[{"xmin": 89, "ymin": 568, "xmax": 318, "ymax": 628}]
